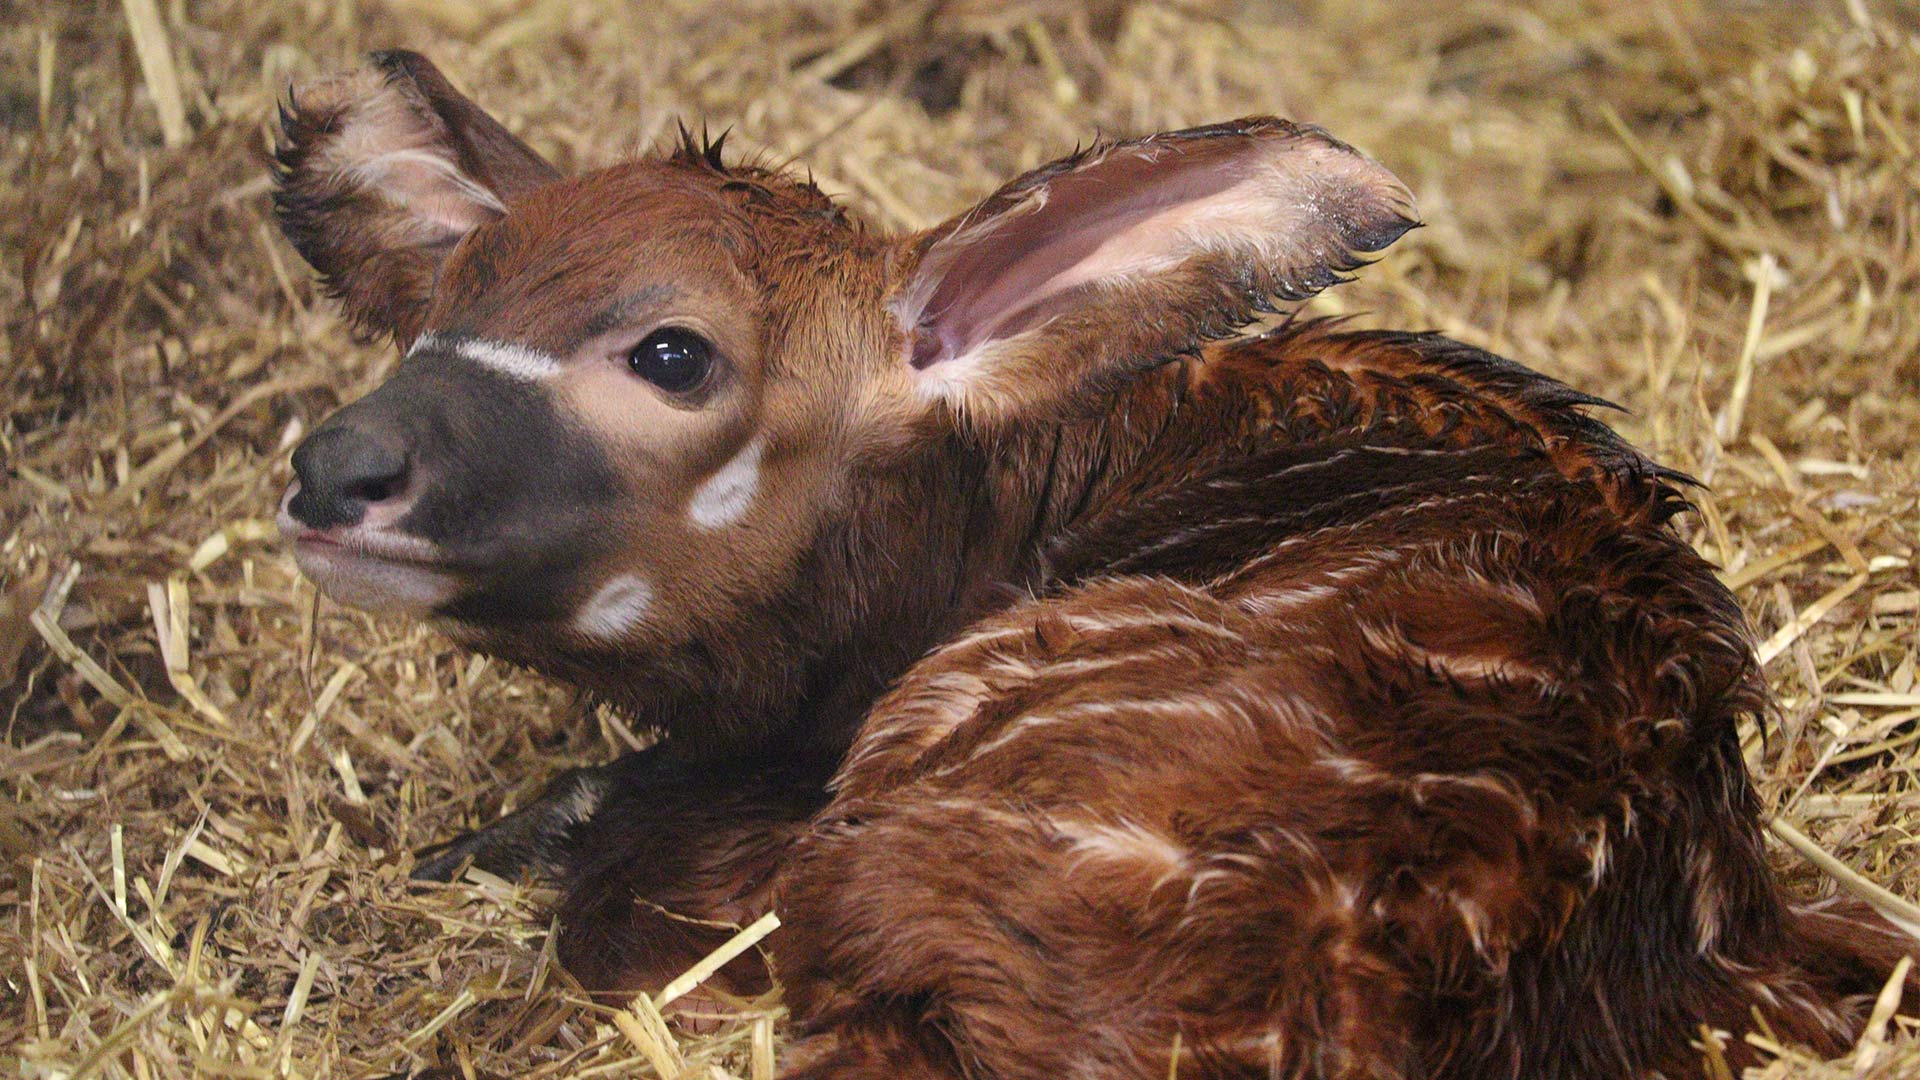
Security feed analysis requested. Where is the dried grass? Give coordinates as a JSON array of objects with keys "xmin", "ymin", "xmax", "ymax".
[{"xmin": 3, "ymin": 0, "xmax": 1918, "ymax": 1076}]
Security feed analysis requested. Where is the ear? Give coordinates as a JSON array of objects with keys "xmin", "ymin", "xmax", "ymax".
[
  {"xmin": 272, "ymin": 50, "xmax": 560, "ymax": 346},
  {"xmin": 892, "ymin": 118, "xmax": 1417, "ymax": 427}
]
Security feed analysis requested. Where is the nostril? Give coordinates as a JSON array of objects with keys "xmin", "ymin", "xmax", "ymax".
[
  {"xmin": 345, "ymin": 470, "xmax": 404, "ymax": 507},
  {"xmin": 287, "ymin": 425, "xmax": 412, "ymax": 529}
]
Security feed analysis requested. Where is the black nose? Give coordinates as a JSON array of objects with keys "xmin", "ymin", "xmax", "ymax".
[{"xmin": 288, "ymin": 423, "xmax": 411, "ymax": 529}]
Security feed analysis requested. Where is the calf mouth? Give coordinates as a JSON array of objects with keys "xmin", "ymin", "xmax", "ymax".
[{"xmin": 278, "ymin": 483, "xmax": 465, "ymax": 614}]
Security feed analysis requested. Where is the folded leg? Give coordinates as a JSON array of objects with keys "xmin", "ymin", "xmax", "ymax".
[
  {"xmin": 411, "ymin": 746, "xmax": 831, "ymax": 996},
  {"xmin": 556, "ymin": 750, "xmax": 832, "ymax": 995}
]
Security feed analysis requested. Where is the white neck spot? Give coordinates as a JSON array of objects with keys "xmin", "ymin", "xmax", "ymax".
[
  {"xmin": 411, "ymin": 331, "xmax": 563, "ymax": 382},
  {"xmin": 689, "ymin": 436, "xmax": 765, "ymax": 530},
  {"xmin": 573, "ymin": 574, "xmax": 654, "ymax": 640}
]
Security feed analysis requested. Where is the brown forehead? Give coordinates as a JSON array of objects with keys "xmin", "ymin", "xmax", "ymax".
[{"xmin": 424, "ymin": 161, "xmax": 759, "ymax": 349}]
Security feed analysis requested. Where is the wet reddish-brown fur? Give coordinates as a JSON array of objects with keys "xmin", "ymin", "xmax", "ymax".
[
  {"xmin": 270, "ymin": 55, "xmax": 1916, "ymax": 1080},
  {"xmin": 557, "ymin": 317, "xmax": 1918, "ymax": 1077}
]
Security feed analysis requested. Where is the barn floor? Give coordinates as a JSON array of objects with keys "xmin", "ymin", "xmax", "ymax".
[{"xmin": 3, "ymin": 0, "xmax": 1918, "ymax": 1076}]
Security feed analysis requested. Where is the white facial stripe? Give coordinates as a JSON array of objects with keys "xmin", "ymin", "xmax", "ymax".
[
  {"xmin": 410, "ymin": 331, "xmax": 563, "ymax": 382},
  {"xmin": 689, "ymin": 436, "xmax": 765, "ymax": 530},
  {"xmin": 573, "ymin": 573, "xmax": 654, "ymax": 640}
]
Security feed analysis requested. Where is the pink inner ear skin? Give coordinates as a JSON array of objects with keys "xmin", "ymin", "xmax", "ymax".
[
  {"xmin": 899, "ymin": 122, "xmax": 1416, "ymax": 375},
  {"xmin": 274, "ymin": 51, "xmax": 565, "ymax": 346},
  {"xmin": 910, "ymin": 144, "xmax": 1247, "ymax": 370},
  {"xmin": 312, "ymin": 51, "xmax": 563, "ymax": 245},
  {"xmin": 343, "ymin": 146, "xmax": 505, "ymax": 243},
  {"xmin": 369, "ymin": 50, "xmax": 562, "ymax": 202}
]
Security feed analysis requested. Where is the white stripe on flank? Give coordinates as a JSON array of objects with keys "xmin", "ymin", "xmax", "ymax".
[
  {"xmin": 411, "ymin": 331, "xmax": 563, "ymax": 382},
  {"xmin": 689, "ymin": 436, "xmax": 765, "ymax": 529},
  {"xmin": 573, "ymin": 573, "xmax": 654, "ymax": 639}
]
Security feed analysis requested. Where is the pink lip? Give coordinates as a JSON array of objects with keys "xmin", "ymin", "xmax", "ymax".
[
  {"xmin": 276, "ymin": 503, "xmax": 463, "ymax": 614},
  {"xmin": 291, "ymin": 523, "xmax": 444, "ymax": 566},
  {"xmin": 278, "ymin": 511, "xmax": 447, "ymax": 567},
  {"xmin": 276, "ymin": 482, "xmax": 447, "ymax": 568}
]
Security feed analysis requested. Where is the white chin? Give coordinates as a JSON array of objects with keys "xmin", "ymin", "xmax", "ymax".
[{"xmin": 293, "ymin": 545, "xmax": 462, "ymax": 615}]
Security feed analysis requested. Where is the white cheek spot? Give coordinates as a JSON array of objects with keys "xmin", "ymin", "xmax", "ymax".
[
  {"xmin": 688, "ymin": 436, "xmax": 765, "ymax": 530},
  {"xmin": 411, "ymin": 331, "xmax": 563, "ymax": 382},
  {"xmin": 573, "ymin": 573, "xmax": 654, "ymax": 639}
]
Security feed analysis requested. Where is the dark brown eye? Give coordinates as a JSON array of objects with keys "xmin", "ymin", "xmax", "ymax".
[{"xmin": 627, "ymin": 327, "xmax": 713, "ymax": 394}]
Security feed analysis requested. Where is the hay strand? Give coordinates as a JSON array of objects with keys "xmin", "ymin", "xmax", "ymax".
[
  {"xmin": 118, "ymin": 0, "xmax": 190, "ymax": 147},
  {"xmin": 655, "ymin": 911, "xmax": 782, "ymax": 1010},
  {"xmin": 1770, "ymin": 818, "xmax": 1920, "ymax": 942},
  {"xmin": 1717, "ymin": 252, "xmax": 1777, "ymax": 444}
]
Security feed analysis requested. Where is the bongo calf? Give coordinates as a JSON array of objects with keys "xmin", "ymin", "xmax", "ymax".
[{"xmin": 273, "ymin": 52, "xmax": 1914, "ymax": 1079}]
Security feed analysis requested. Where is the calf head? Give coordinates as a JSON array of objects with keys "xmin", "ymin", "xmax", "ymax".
[{"xmin": 273, "ymin": 52, "xmax": 1415, "ymax": 737}]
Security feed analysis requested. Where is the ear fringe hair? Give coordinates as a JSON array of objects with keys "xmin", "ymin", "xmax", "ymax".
[
  {"xmin": 672, "ymin": 121, "xmax": 734, "ymax": 174},
  {"xmin": 662, "ymin": 118, "xmax": 850, "ymax": 226}
]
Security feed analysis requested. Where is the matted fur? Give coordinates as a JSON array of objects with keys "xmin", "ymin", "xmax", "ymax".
[{"xmin": 267, "ymin": 50, "xmax": 1918, "ymax": 1080}]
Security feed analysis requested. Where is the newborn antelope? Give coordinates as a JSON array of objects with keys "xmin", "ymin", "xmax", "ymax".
[{"xmin": 273, "ymin": 51, "xmax": 1912, "ymax": 1079}]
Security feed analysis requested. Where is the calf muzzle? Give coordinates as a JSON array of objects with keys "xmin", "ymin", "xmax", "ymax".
[{"xmin": 280, "ymin": 348, "xmax": 623, "ymax": 624}]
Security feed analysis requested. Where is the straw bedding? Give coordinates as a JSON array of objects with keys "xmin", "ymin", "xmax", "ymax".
[{"xmin": 3, "ymin": 0, "xmax": 1917, "ymax": 1076}]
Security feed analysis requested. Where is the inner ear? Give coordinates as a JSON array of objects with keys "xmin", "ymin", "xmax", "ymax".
[
  {"xmin": 338, "ymin": 51, "xmax": 558, "ymax": 235},
  {"xmin": 274, "ymin": 50, "xmax": 560, "ymax": 345},
  {"xmin": 894, "ymin": 118, "xmax": 1416, "ymax": 386}
]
